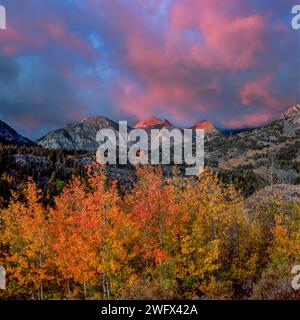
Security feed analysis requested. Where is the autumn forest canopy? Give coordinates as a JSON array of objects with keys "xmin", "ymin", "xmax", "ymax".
[{"xmin": 0, "ymin": 164, "xmax": 300, "ymax": 300}]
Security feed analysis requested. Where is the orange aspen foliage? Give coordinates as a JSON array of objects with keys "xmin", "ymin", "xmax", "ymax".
[{"xmin": 0, "ymin": 180, "xmax": 51, "ymax": 300}]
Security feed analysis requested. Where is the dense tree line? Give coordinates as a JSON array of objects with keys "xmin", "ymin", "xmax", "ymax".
[
  {"xmin": 0, "ymin": 144, "xmax": 88, "ymax": 207},
  {"xmin": 0, "ymin": 143, "xmax": 267, "ymax": 211}
]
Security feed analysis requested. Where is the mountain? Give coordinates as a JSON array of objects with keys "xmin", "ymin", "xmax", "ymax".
[
  {"xmin": 0, "ymin": 120, "xmax": 34, "ymax": 146},
  {"xmin": 281, "ymin": 104, "xmax": 300, "ymax": 120},
  {"xmin": 36, "ymin": 105, "xmax": 300, "ymax": 177},
  {"xmin": 205, "ymin": 104, "xmax": 300, "ymax": 184},
  {"xmin": 5, "ymin": 103, "xmax": 300, "ymax": 197},
  {"xmin": 192, "ymin": 120, "xmax": 220, "ymax": 135},
  {"xmin": 134, "ymin": 117, "xmax": 175, "ymax": 130},
  {"xmin": 37, "ymin": 116, "xmax": 121, "ymax": 152}
]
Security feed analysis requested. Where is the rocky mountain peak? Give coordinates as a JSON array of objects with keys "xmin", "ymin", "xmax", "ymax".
[
  {"xmin": 281, "ymin": 104, "xmax": 300, "ymax": 119},
  {"xmin": 37, "ymin": 116, "xmax": 120, "ymax": 151},
  {"xmin": 192, "ymin": 120, "xmax": 219, "ymax": 134},
  {"xmin": 134, "ymin": 117, "xmax": 174, "ymax": 129},
  {"xmin": 81, "ymin": 116, "xmax": 116, "ymax": 127}
]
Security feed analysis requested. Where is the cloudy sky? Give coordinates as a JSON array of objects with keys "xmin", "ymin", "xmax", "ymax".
[{"xmin": 0, "ymin": 0, "xmax": 299, "ymax": 139}]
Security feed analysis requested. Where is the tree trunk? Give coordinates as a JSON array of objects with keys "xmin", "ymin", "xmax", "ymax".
[
  {"xmin": 102, "ymin": 274, "xmax": 107, "ymax": 298},
  {"xmin": 40, "ymin": 280, "xmax": 44, "ymax": 300},
  {"xmin": 67, "ymin": 278, "xmax": 71, "ymax": 298},
  {"xmin": 105, "ymin": 273, "xmax": 110, "ymax": 299},
  {"xmin": 102, "ymin": 273, "xmax": 110, "ymax": 299},
  {"xmin": 83, "ymin": 281, "xmax": 87, "ymax": 300}
]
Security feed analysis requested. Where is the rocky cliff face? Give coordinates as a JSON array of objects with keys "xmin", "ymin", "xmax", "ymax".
[
  {"xmin": 36, "ymin": 116, "xmax": 121, "ymax": 151},
  {"xmin": 0, "ymin": 120, "xmax": 34, "ymax": 146}
]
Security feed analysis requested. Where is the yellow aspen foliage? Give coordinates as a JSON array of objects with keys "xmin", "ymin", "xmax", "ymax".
[{"xmin": 253, "ymin": 203, "xmax": 300, "ymax": 299}]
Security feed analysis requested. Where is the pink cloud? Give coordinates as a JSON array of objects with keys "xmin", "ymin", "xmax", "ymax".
[
  {"xmin": 169, "ymin": 0, "xmax": 265, "ymax": 71},
  {"xmin": 224, "ymin": 113, "xmax": 272, "ymax": 128},
  {"xmin": 98, "ymin": 0, "xmax": 274, "ymax": 123},
  {"xmin": 1, "ymin": 0, "xmax": 297, "ymax": 134},
  {"xmin": 0, "ymin": 25, "xmax": 45, "ymax": 57},
  {"xmin": 239, "ymin": 76, "xmax": 288, "ymax": 111},
  {"xmin": 0, "ymin": 14, "xmax": 95, "ymax": 61}
]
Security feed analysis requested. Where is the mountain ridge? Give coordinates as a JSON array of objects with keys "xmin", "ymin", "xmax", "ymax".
[
  {"xmin": 35, "ymin": 104, "xmax": 300, "ymax": 152},
  {"xmin": 36, "ymin": 116, "xmax": 122, "ymax": 152},
  {"xmin": 0, "ymin": 120, "xmax": 34, "ymax": 146},
  {"xmin": 134, "ymin": 117, "xmax": 175, "ymax": 130}
]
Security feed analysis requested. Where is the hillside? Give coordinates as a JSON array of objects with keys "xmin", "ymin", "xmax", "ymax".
[
  {"xmin": 37, "ymin": 116, "xmax": 122, "ymax": 151},
  {"xmin": 205, "ymin": 104, "xmax": 300, "ymax": 186},
  {"xmin": 0, "ymin": 120, "xmax": 34, "ymax": 146}
]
